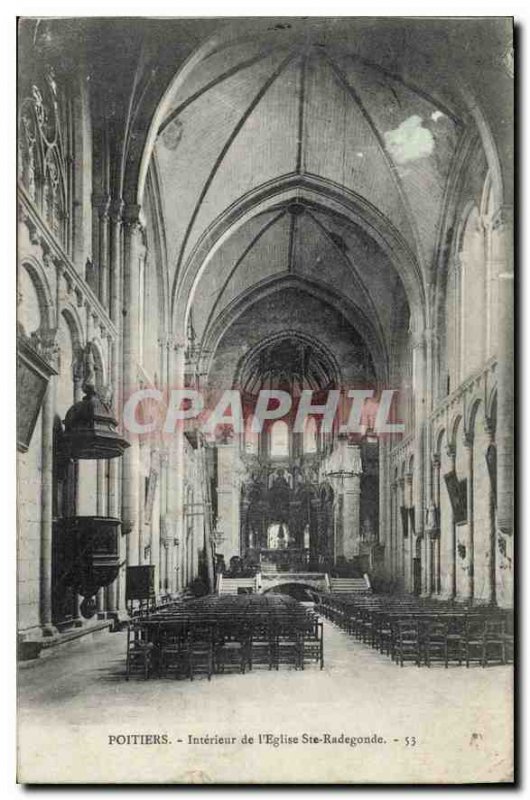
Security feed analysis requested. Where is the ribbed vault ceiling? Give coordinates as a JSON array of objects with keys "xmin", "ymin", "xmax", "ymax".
[
  {"xmin": 189, "ymin": 202, "xmax": 407, "ymax": 360},
  {"xmin": 154, "ymin": 35, "xmax": 462, "ymax": 295}
]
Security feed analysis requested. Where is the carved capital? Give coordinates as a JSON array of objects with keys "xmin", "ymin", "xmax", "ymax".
[
  {"xmin": 410, "ymin": 330, "xmax": 424, "ymax": 350},
  {"xmin": 491, "ymin": 205, "xmax": 514, "ymax": 232},
  {"xmin": 122, "ymin": 204, "xmax": 144, "ymax": 233},
  {"xmin": 92, "ymin": 193, "xmax": 111, "ymax": 220},
  {"xmin": 463, "ymin": 432, "xmax": 474, "ymax": 449},
  {"xmin": 109, "ymin": 198, "xmax": 125, "ymax": 224}
]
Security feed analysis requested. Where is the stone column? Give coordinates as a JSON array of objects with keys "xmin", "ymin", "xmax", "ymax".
[
  {"xmin": 412, "ymin": 329, "xmax": 429, "ymax": 595},
  {"xmin": 216, "ymin": 441, "xmax": 241, "ymax": 563},
  {"xmin": 405, "ymin": 471, "xmax": 414, "ymax": 591},
  {"xmin": 464, "ymin": 433, "xmax": 474, "ymax": 602},
  {"xmin": 398, "ymin": 477, "xmax": 405, "ymax": 586},
  {"xmin": 432, "ymin": 455, "xmax": 441, "ymax": 594},
  {"xmin": 485, "ymin": 420, "xmax": 496, "ymax": 606},
  {"xmin": 378, "ymin": 440, "xmax": 388, "ymax": 549},
  {"xmin": 107, "ymin": 199, "xmax": 123, "ymax": 616},
  {"xmin": 96, "ymin": 458, "xmax": 107, "ymax": 618},
  {"xmin": 121, "ymin": 205, "xmax": 143, "ymax": 571},
  {"xmin": 39, "ymin": 373, "xmax": 58, "ymax": 637},
  {"xmin": 491, "ymin": 209, "xmax": 514, "ymax": 608},
  {"xmin": 385, "ymin": 481, "xmax": 398, "ymax": 578},
  {"xmin": 446, "ymin": 444, "xmax": 457, "ymax": 599},
  {"xmin": 158, "ymin": 449, "xmax": 168, "ymax": 594},
  {"xmin": 342, "ymin": 473, "xmax": 362, "ymax": 561},
  {"xmin": 166, "ymin": 341, "xmax": 186, "ymax": 593},
  {"xmin": 93, "ymin": 193, "xmax": 110, "ymax": 308}
]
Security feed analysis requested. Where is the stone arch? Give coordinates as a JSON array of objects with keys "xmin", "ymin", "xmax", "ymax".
[
  {"xmin": 485, "ymin": 387, "xmax": 497, "ymax": 433},
  {"xmin": 434, "ymin": 425, "xmax": 446, "ymax": 459},
  {"xmin": 456, "ymin": 84, "xmax": 507, "ymax": 212},
  {"xmin": 90, "ymin": 339, "xmax": 108, "ymax": 393},
  {"xmin": 61, "ymin": 305, "xmax": 85, "ymax": 353},
  {"xmin": 55, "ymin": 311, "xmax": 79, "ymax": 420},
  {"xmin": 465, "ymin": 393, "xmax": 484, "ymax": 442},
  {"xmin": 234, "ymin": 330, "xmax": 342, "ymax": 393},
  {"xmin": 173, "ymin": 176, "xmax": 425, "ymax": 339},
  {"xmin": 18, "ymin": 256, "xmax": 55, "ymax": 332},
  {"xmin": 202, "ymin": 273, "xmax": 388, "ymax": 384},
  {"xmin": 448, "ymin": 412, "xmax": 463, "ymax": 452}
]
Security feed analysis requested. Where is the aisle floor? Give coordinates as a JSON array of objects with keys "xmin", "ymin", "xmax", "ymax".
[{"xmin": 18, "ymin": 618, "xmax": 514, "ymax": 784}]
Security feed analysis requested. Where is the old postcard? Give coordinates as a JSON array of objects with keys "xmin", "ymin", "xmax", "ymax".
[{"xmin": 16, "ymin": 15, "xmax": 514, "ymax": 784}]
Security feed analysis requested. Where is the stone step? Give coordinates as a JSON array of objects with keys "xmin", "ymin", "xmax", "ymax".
[{"xmin": 330, "ymin": 577, "xmax": 371, "ymax": 594}]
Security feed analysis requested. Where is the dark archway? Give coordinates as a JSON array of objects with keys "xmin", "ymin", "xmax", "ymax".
[{"xmin": 262, "ymin": 584, "xmax": 320, "ymax": 602}]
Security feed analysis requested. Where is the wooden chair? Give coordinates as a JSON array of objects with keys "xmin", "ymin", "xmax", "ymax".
[
  {"xmin": 301, "ymin": 620, "xmax": 324, "ymax": 670},
  {"xmin": 125, "ymin": 621, "xmax": 155, "ymax": 680},
  {"xmin": 159, "ymin": 623, "xmax": 189, "ymax": 678},
  {"xmin": 483, "ymin": 619, "xmax": 507, "ymax": 666},
  {"xmin": 273, "ymin": 623, "xmax": 303, "ymax": 670},
  {"xmin": 248, "ymin": 622, "xmax": 275, "ymax": 671},
  {"xmin": 422, "ymin": 618, "xmax": 448, "ymax": 668},
  {"xmin": 445, "ymin": 616, "xmax": 465, "ymax": 666},
  {"xmin": 395, "ymin": 618, "xmax": 421, "ymax": 667},
  {"xmin": 464, "ymin": 617, "xmax": 486, "ymax": 667},
  {"xmin": 188, "ymin": 625, "xmax": 214, "ymax": 681},
  {"xmin": 214, "ymin": 623, "xmax": 250, "ymax": 675}
]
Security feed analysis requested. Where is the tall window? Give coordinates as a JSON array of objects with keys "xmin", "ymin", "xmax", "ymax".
[
  {"xmin": 270, "ymin": 420, "xmax": 289, "ymax": 457},
  {"xmin": 303, "ymin": 417, "xmax": 318, "ymax": 453},
  {"xmin": 244, "ymin": 415, "xmax": 259, "ymax": 455}
]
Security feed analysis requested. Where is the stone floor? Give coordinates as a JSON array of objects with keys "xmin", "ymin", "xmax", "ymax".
[{"xmin": 18, "ymin": 618, "xmax": 514, "ymax": 784}]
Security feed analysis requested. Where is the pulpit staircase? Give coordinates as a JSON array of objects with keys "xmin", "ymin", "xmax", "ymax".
[{"xmin": 329, "ymin": 575, "xmax": 372, "ymax": 594}]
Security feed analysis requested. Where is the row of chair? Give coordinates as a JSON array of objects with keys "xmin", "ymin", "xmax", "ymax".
[
  {"xmin": 318, "ymin": 592, "xmax": 513, "ymax": 668},
  {"xmin": 125, "ymin": 595, "xmax": 324, "ymax": 680}
]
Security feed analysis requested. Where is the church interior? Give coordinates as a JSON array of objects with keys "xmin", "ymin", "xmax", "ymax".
[{"xmin": 17, "ymin": 16, "xmax": 514, "ymax": 783}]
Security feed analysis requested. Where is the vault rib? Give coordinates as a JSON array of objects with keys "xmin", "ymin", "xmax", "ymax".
[
  {"xmin": 322, "ymin": 51, "xmax": 428, "ymax": 274},
  {"xmin": 159, "ymin": 45, "xmax": 287, "ymax": 135},
  {"xmin": 173, "ymin": 49, "xmax": 298, "ymax": 306},
  {"xmin": 201, "ymin": 210, "xmax": 287, "ymax": 345}
]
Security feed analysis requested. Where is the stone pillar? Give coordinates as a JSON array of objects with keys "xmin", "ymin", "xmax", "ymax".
[
  {"xmin": 432, "ymin": 455, "xmax": 441, "ymax": 594},
  {"xmin": 39, "ymin": 374, "xmax": 57, "ymax": 637},
  {"xmin": 342, "ymin": 473, "xmax": 362, "ymax": 561},
  {"xmin": 166, "ymin": 341, "xmax": 186, "ymax": 593},
  {"xmin": 94, "ymin": 193, "xmax": 110, "ymax": 308},
  {"xmin": 405, "ymin": 472, "xmax": 414, "ymax": 591},
  {"xmin": 385, "ymin": 481, "xmax": 398, "ymax": 578},
  {"xmin": 96, "ymin": 459, "xmax": 107, "ymax": 618},
  {"xmin": 107, "ymin": 199, "xmax": 124, "ymax": 616},
  {"xmin": 216, "ymin": 442, "xmax": 241, "ymax": 563},
  {"xmin": 70, "ymin": 353, "xmax": 84, "ymax": 626},
  {"xmin": 492, "ymin": 209, "xmax": 513, "ymax": 608},
  {"xmin": 378, "ymin": 440, "xmax": 388, "ymax": 548},
  {"xmin": 173, "ymin": 344, "xmax": 186, "ymax": 594},
  {"xmin": 446, "ymin": 445, "xmax": 457, "ymax": 599},
  {"xmin": 464, "ymin": 433, "xmax": 474, "ymax": 602},
  {"xmin": 398, "ymin": 477, "xmax": 405, "ymax": 586},
  {"xmin": 158, "ymin": 449, "xmax": 168, "ymax": 594},
  {"xmin": 485, "ymin": 421, "xmax": 496, "ymax": 606},
  {"xmin": 121, "ymin": 205, "xmax": 143, "ymax": 571}
]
